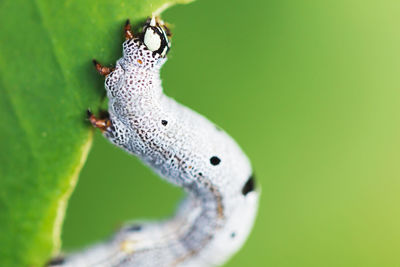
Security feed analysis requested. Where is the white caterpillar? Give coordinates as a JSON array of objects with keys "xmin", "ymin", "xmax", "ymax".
[{"xmin": 51, "ymin": 17, "xmax": 259, "ymax": 267}]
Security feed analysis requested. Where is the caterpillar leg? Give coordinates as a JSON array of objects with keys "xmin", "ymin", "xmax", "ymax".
[
  {"xmin": 87, "ymin": 109, "xmax": 111, "ymax": 132},
  {"xmin": 93, "ymin": 59, "xmax": 115, "ymax": 76},
  {"xmin": 124, "ymin": 19, "xmax": 134, "ymax": 40}
]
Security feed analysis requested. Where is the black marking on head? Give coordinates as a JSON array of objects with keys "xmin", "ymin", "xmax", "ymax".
[
  {"xmin": 46, "ymin": 257, "xmax": 65, "ymax": 266},
  {"xmin": 242, "ymin": 174, "xmax": 256, "ymax": 196},
  {"xmin": 127, "ymin": 225, "xmax": 142, "ymax": 232},
  {"xmin": 231, "ymin": 232, "xmax": 236, "ymax": 239},
  {"xmin": 210, "ymin": 156, "xmax": 221, "ymax": 166},
  {"xmin": 141, "ymin": 23, "xmax": 170, "ymax": 57},
  {"xmin": 161, "ymin": 120, "xmax": 168, "ymax": 126}
]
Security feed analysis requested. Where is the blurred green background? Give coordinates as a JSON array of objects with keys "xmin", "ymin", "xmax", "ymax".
[{"xmin": 62, "ymin": 0, "xmax": 400, "ymax": 266}]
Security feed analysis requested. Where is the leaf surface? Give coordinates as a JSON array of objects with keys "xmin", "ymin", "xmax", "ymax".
[{"xmin": 0, "ymin": 0, "xmax": 192, "ymax": 266}]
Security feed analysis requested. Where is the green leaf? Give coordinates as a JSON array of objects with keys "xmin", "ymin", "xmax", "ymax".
[{"xmin": 0, "ymin": 0, "xmax": 192, "ymax": 266}]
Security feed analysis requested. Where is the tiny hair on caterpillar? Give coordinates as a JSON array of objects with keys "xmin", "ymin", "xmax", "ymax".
[{"xmin": 49, "ymin": 16, "xmax": 259, "ymax": 267}]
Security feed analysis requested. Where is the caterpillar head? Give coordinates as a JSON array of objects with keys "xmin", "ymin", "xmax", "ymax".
[{"xmin": 141, "ymin": 16, "xmax": 171, "ymax": 57}]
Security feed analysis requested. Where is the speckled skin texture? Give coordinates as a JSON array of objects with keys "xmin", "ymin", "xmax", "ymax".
[{"xmin": 58, "ymin": 23, "xmax": 259, "ymax": 267}]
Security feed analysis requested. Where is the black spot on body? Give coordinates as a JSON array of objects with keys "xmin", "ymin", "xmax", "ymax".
[
  {"xmin": 127, "ymin": 225, "xmax": 142, "ymax": 232},
  {"xmin": 231, "ymin": 232, "xmax": 236, "ymax": 238},
  {"xmin": 46, "ymin": 257, "xmax": 65, "ymax": 266},
  {"xmin": 161, "ymin": 120, "xmax": 168, "ymax": 126},
  {"xmin": 242, "ymin": 174, "xmax": 256, "ymax": 196},
  {"xmin": 210, "ymin": 156, "xmax": 221, "ymax": 166}
]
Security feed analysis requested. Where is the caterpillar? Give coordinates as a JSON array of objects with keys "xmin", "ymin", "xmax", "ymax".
[{"xmin": 50, "ymin": 16, "xmax": 259, "ymax": 267}]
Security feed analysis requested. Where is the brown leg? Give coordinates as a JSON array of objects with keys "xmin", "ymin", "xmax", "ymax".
[
  {"xmin": 93, "ymin": 59, "xmax": 114, "ymax": 76},
  {"xmin": 124, "ymin": 19, "xmax": 134, "ymax": 40},
  {"xmin": 87, "ymin": 109, "xmax": 111, "ymax": 132}
]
